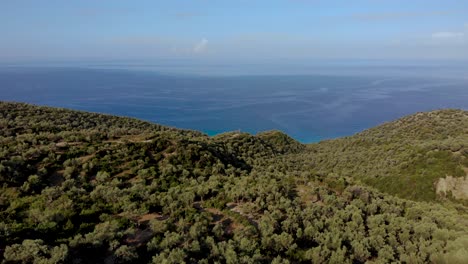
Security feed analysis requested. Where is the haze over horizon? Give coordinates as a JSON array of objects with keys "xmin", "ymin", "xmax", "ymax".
[{"xmin": 2, "ymin": 0, "xmax": 468, "ymax": 63}]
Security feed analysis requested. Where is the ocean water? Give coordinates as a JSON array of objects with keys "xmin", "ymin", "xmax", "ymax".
[{"xmin": 0, "ymin": 66, "xmax": 467, "ymax": 143}]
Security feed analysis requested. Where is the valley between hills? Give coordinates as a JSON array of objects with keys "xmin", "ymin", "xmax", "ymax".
[{"xmin": 1, "ymin": 101, "xmax": 468, "ymax": 263}]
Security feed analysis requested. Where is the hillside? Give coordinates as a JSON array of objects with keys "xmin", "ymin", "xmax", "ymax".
[
  {"xmin": 1, "ymin": 102, "xmax": 468, "ymax": 263},
  {"xmin": 302, "ymin": 109, "xmax": 468, "ymax": 202}
]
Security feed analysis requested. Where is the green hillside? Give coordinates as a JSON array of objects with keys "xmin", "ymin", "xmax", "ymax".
[
  {"xmin": 302, "ymin": 109, "xmax": 468, "ymax": 202},
  {"xmin": 1, "ymin": 102, "xmax": 468, "ymax": 263}
]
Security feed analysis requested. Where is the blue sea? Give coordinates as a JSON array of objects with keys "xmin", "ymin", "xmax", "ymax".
[{"xmin": 1, "ymin": 61, "xmax": 467, "ymax": 143}]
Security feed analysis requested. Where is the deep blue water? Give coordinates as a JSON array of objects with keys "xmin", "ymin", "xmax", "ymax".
[{"xmin": 1, "ymin": 67, "xmax": 467, "ymax": 143}]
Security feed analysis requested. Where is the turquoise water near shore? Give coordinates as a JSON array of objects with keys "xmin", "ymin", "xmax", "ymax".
[{"xmin": 1, "ymin": 67, "xmax": 467, "ymax": 143}]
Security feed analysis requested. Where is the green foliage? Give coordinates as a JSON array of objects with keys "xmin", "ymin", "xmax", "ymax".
[
  {"xmin": 3, "ymin": 239, "xmax": 68, "ymax": 264},
  {"xmin": 304, "ymin": 109, "xmax": 468, "ymax": 202},
  {"xmin": 1, "ymin": 102, "xmax": 468, "ymax": 263}
]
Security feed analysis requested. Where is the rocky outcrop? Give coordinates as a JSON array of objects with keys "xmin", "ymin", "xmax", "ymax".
[{"xmin": 436, "ymin": 175, "xmax": 468, "ymax": 200}]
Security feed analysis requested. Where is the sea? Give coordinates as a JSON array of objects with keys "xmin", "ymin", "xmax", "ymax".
[{"xmin": 1, "ymin": 60, "xmax": 467, "ymax": 143}]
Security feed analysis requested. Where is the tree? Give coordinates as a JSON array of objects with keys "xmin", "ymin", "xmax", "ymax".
[{"xmin": 3, "ymin": 239, "xmax": 68, "ymax": 264}]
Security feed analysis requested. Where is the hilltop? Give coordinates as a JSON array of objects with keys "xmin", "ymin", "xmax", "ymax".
[{"xmin": 1, "ymin": 102, "xmax": 468, "ymax": 263}]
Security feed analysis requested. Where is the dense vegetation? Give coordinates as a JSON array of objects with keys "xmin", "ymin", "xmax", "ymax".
[
  {"xmin": 305, "ymin": 110, "xmax": 468, "ymax": 202},
  {"xmin": 1, "ymin": 102, "xmax": 467, "ymax": 263}
]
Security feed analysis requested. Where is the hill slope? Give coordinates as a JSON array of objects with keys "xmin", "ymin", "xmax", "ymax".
[
  {"xmin": 1, "ymin": 102, "xmax": 468, "ymax": 263},
  {"xmin": 302, "ymin": 109, "xmax": 468, "ymax": 202}
]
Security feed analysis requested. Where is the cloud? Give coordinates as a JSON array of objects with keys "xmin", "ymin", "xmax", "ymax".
[
  {"xmin": 193, "ymin": 38, "xmax": 208, "ymax": 53},
  {"xmin": 432, "ymin": 32, "xmax": 465, "ymax": 39},
  {"xmin": 352, "ymin": 10, "xmax": 457, "ymax": 22}
]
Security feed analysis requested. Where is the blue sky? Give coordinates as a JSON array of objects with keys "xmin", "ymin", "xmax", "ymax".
[{"xmin": 1, "ymin": 0, "xmax": 467, "ymax": 61}]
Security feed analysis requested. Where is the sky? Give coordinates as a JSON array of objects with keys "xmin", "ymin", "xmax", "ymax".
[{"xmin": 1, "ymin": 0, "xmax": 468, "ymax": 62}]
